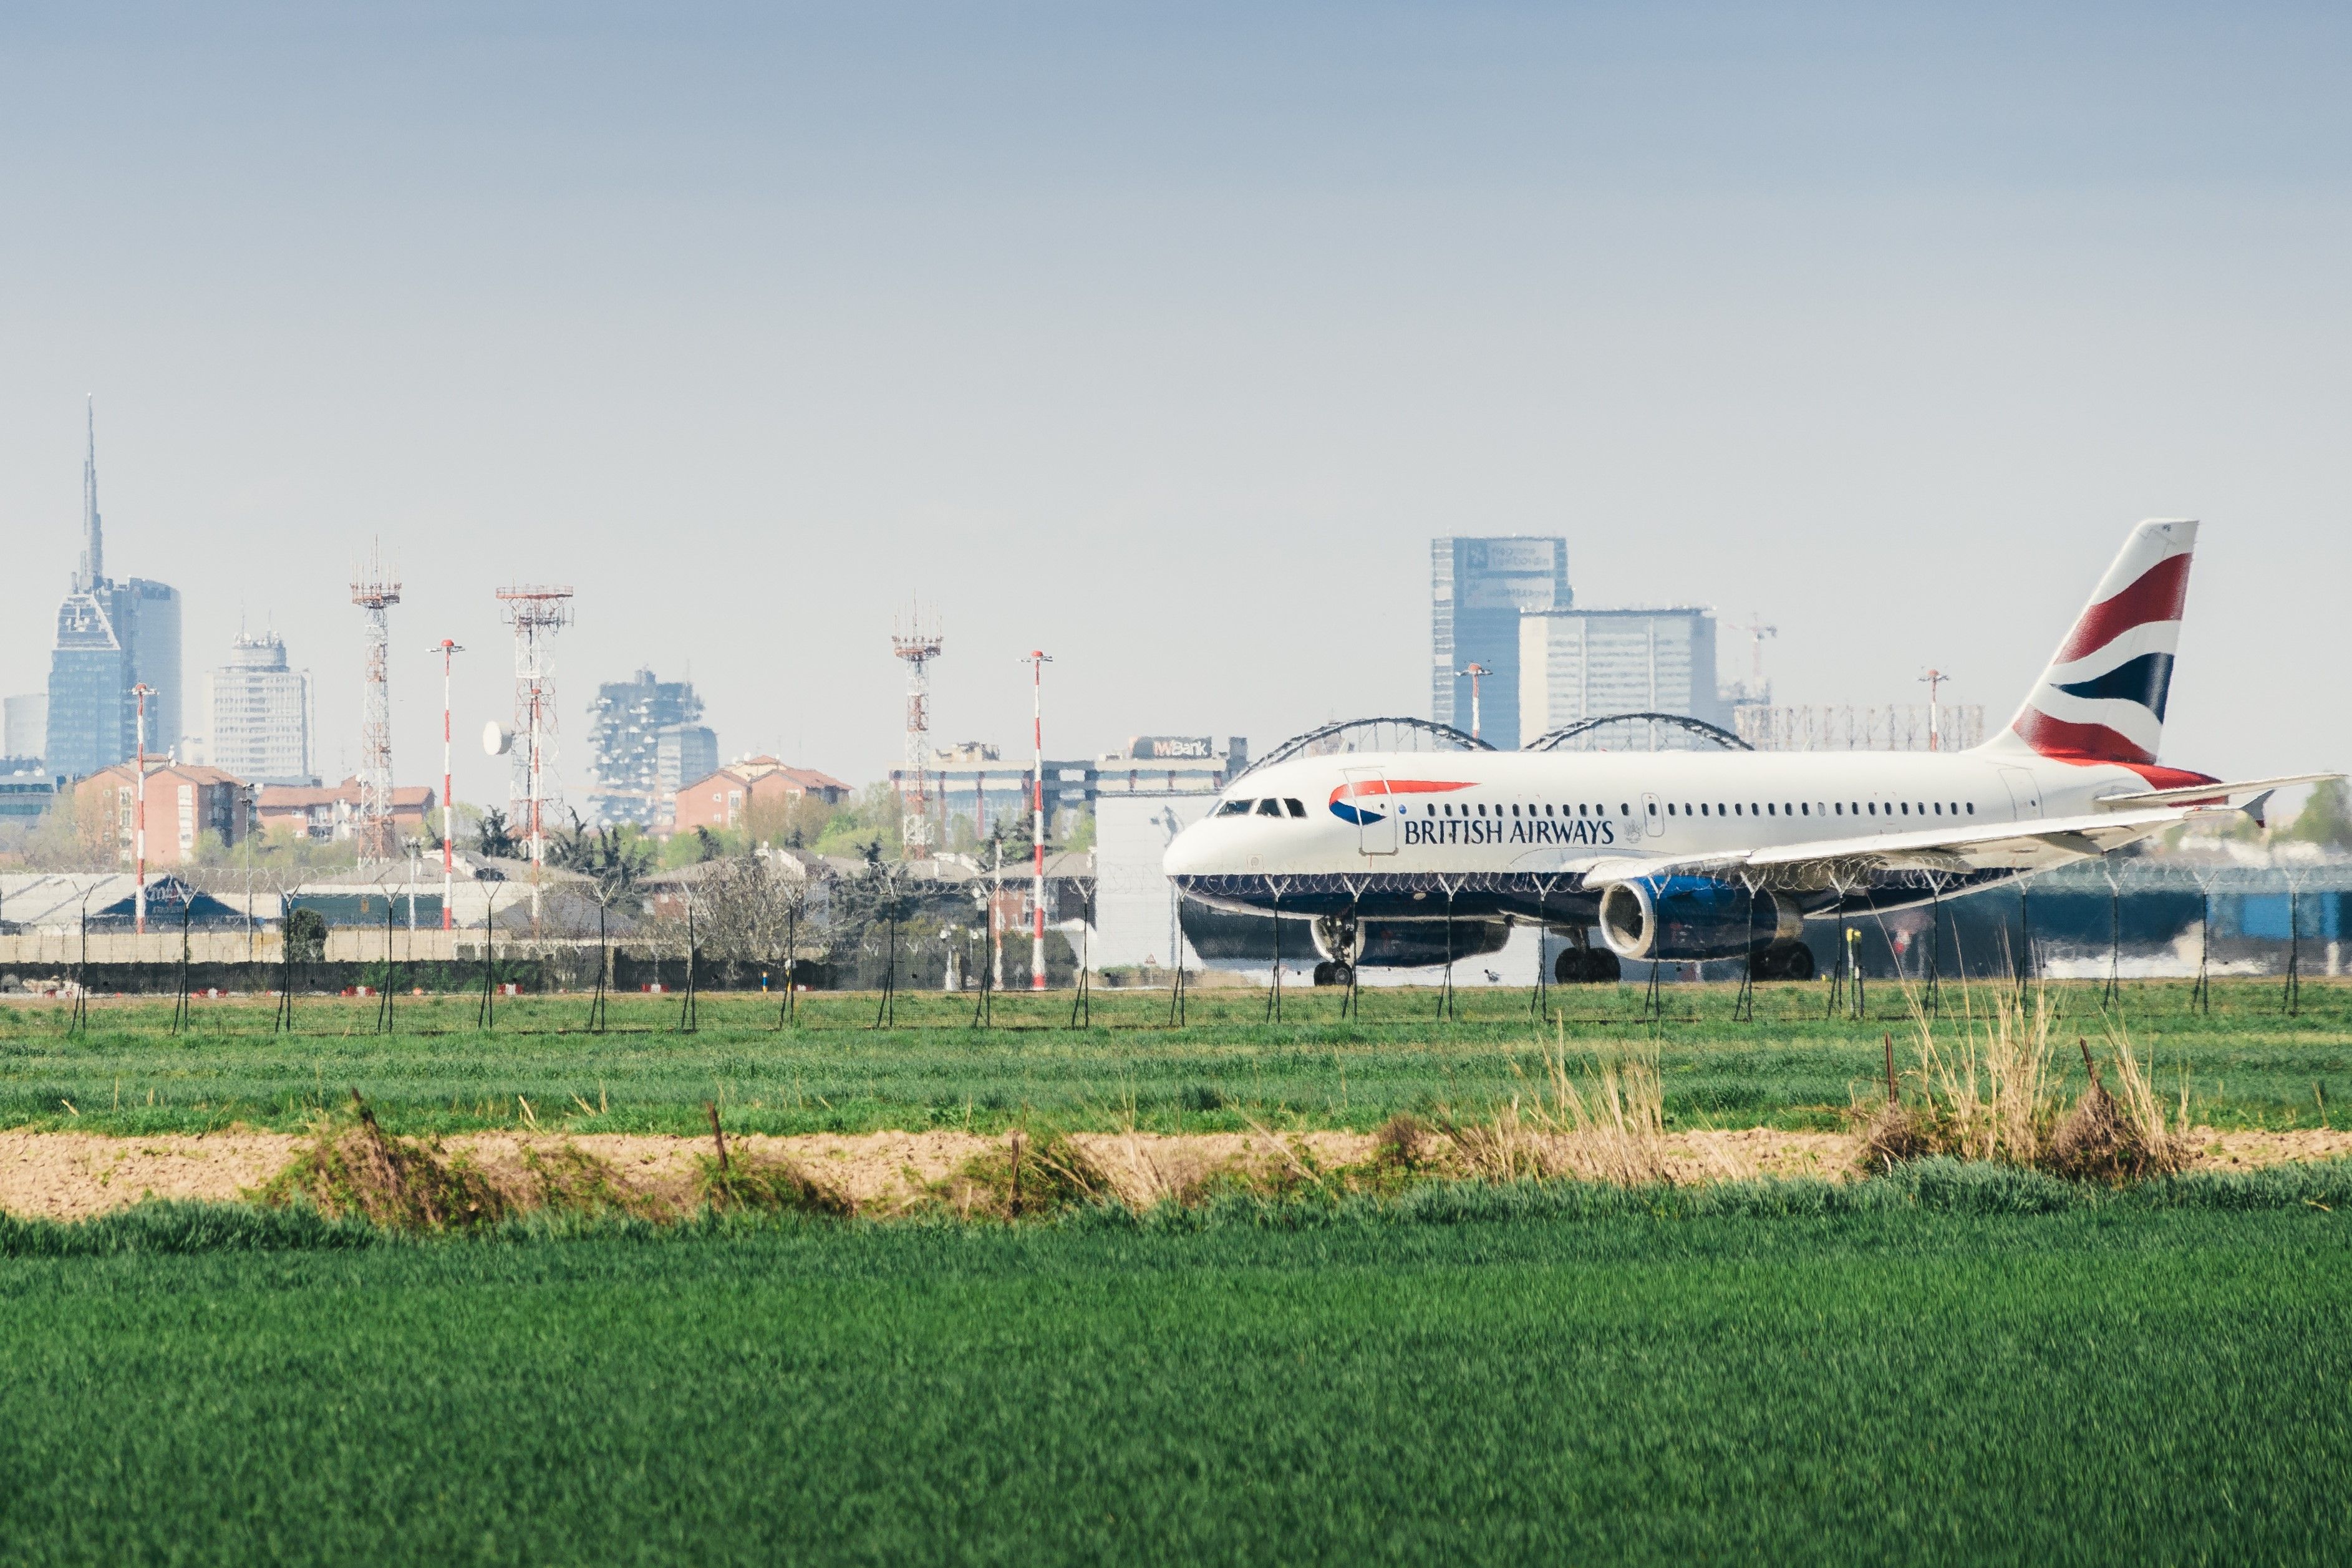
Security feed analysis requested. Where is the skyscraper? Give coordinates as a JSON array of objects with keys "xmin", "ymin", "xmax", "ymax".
[
  {"xmin": 1517, "ymin": 606, "xmax": 1729, "ymax": 745},
  {"xmin": 586, "ymin": 667, "xmax": 713, "ymax": 827},
  {"xmin": 1430, "ymin": 536, "xmax": 1570, "ymax": 750},
  {"xmin": 205, "ymin": 629, "xmax": 316, "ymax": 786},
  {"xmin": 3, "ymin": 695, "xmax": 47, "ymax": 765},
  {"xmin": 43, "ymin": 402, "xmax": 181, "ymax": 779},
  {"xmin": 654, "ymin": 725, "xmax": 719, "ymax": 828}
]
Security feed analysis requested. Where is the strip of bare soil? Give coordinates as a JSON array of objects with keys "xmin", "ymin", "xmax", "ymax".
[{"xmin": 1, "ymin": 1125, "xmax": 2343, "ymax": 1222}]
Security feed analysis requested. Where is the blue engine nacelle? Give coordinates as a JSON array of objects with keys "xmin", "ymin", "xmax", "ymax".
[{"xmin": 1596, "ymin": 876, "xmax": 1805, "ymax": 962}]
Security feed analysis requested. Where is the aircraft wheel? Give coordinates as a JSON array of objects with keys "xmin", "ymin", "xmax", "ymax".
[
  {"xmin": 1312, "ymin": 961, "xmax": 1337, "ymax": 987},
  {"xmin": 1332, "ymin": 962, "xmax": 1355, "ymax": 989},
  {"xmin": 1752, "ymin": 944, "xmax": 1814, "ymax": 982},
  {"xmin": 1554, "ymin": 948, "xmax": 1620, "ymax": 984}
]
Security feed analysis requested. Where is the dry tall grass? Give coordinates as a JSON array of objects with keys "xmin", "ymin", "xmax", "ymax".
[
  {"xmin": 1859, "ymin": 988, "xmax": 2195, "ymax": 1183},
  {"xmin": 1450, "ymin": 1047, "xmax": 1673, "ymax": 1186},
  {"xmin": 2045, "ymin": 1029, "xmax": 2196, "ymax": 1183},
  {"xmin": 695, "ymin": 1151, "xmax": 854, "ymax": 1216},
  {"xmin": 924, "ymin": 1128, "xmax": 1115, "ymax": 1219},
  {"xmin": 259, "ymin": 1095, "xmax": 510, "ymax": 1229},
  {"xmin": 1914, "ymin": 988, "xmax": 2056, "ymax": 1166}
]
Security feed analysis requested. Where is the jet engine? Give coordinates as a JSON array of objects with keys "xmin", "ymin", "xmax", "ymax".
[{"xmin": 1595, "ymin": 876, "xmax": 1804, "ymax": 962}]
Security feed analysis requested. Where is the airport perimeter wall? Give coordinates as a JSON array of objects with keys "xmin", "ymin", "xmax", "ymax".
[{"xmin": 0, "ymin": 951, "xmax": 846, "ymax": 997}]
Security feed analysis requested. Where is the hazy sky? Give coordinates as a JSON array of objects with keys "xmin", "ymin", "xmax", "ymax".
[{"xmin": 4, "ymin": 2, "xmax": 2347, "ymax": 813}]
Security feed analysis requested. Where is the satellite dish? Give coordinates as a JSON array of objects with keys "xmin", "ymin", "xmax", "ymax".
[{"xmin": 483, "ymin": 721, "xmax": 516, "ymax": 757}]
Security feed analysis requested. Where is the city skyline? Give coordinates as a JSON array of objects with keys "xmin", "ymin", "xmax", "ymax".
[
  {"xmin": 36, "ymin": 401, "xmax": 182, "ymax": 780},
  {"xmin": 2, "ymin": 5, "xmax": 2346, "ymax": 811}
]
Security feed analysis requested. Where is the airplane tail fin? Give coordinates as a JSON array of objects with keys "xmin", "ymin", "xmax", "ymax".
[{"xmin": 1984, "ymin": 518, "xmax": 2197, "ymax": 767}]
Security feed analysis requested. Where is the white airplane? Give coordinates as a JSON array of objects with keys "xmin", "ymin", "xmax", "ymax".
[{"xmin": 1164, "ymin": 520, "xmax": 2333, "ymax": 984}]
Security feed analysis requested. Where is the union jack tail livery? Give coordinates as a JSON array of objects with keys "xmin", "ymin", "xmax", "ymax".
[{"xmin": 1990, "ymin": 518, "xmax": 2195, "ymax": 771}]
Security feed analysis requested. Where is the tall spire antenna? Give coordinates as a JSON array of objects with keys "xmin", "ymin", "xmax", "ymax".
[{"xmin": 79, "ymin": 395, "xmax": 103, "ymax": 590}]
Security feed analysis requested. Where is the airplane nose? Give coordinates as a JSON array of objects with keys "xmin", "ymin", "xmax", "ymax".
[{"xmin": 1163, "ymin": 818, "xmax": 1212, "ymax": 879}]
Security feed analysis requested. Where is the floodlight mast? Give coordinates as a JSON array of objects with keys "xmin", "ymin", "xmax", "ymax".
[
  {"xmin": 1454, "ymin": 663, "xmax": 1489, "ymax": 741},
  {"xmin": 1024, "ymin": 651, "xmax": 1052, "ymax": 991},
  {"xmin": 1919, "ymin": 667, "xmax": 1950, "ymax": 751}
]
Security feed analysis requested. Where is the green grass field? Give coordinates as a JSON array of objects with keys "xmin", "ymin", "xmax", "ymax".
[
  {"xmin": 1, "ymin": 979, "xmax": 2346, "ymax": 1136},
  {"xmin": 2, "ymin": 1169, "xmax": 2349, "ymax": 1565}
]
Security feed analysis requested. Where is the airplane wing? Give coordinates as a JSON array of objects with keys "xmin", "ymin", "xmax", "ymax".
[
  {"xmin": 1577, "ymin": 802, "xmax": 2222, "ymax": 893},
  {"xmin": 2093, "ymin": 773, "xmax": 2341, "ymax": 809}
]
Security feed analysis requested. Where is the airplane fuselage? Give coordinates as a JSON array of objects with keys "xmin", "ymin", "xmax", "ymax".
[
  {"xmin": 1163, "ymin": 745, "xmax": 2192, "ymax": 931},
  {"xmin": 1164, "ymin": 518, "xmax": 2293, "ymax": 968}
]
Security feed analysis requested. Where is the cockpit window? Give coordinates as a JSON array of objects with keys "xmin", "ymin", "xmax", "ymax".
[
  {"xmin": 1254, "ymin": 798, "xmax": 1283, "ymax": 816},
  {"xmin": 1215, "ymin": 798, "xmax": 1252, "ymax": 817},
  {"xmin": 1284, "ymin": 798, "xmax": 1306, "ymax": 818}
]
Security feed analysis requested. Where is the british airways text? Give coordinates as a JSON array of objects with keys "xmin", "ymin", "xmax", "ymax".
[{"xmin": 1403, "ymin": 816, "xmax": 1617, "ymax": 847}]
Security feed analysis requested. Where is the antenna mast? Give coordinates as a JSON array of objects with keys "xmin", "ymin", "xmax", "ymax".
[
  {"xmin": 892, "ymin": 604, "xmax": 944, "ymax": 858},
  {"xmin": 351, "ymin": 544, "xmax": 403, "ymax": 863},
  {"xmin": 496, "ymin": 584, "xmax": 574, "ymax": 907}
]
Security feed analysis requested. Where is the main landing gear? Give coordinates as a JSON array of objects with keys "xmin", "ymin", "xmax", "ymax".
[
  {"xmin": 1750, "ymin": 944, "xmax": 1816, "ymax": 982},
  {"xmin": 1312, "ymin": 961, "xmax": 1356, "ymax": 988},
  {"xmin": 1553, "ymin": 947, "xmax": 1622, "ymax": 984}
]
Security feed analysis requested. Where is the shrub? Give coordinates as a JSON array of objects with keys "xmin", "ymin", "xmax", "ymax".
[{"xmin": 257, "ymin": 1095, "xmax": 508, "ymax": 1231}]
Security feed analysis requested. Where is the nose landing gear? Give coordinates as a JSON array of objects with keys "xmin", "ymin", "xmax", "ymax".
[{"xmin": 1310, "ymin": 910, "xmax": 1361, "ymax": 992}]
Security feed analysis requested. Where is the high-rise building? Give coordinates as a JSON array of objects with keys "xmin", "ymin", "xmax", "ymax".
[
  {"xmin": 1431, "ymin": 536, "xmax": 1570, "ymax": 750},
  {"xmin": 2, "ymin": 694, "xmax": 46, "ymax": 765},
  {"xmin": 654, "ymin": 725, "xmax": 719, "ymax": 828},
  {"xmin": 586, "ymin": 667, "xmax": 710, "ymax": 826},
  {"xmin": 1517, "ymin": 606, "xmax": 1728, "ymax": 745},
  {"xmin": 205, "ymin": 630, "xmax": 315, "ymax": 786},
  {"xmin": 43, "ymin": 403, "xmax": 182, "ymax": 778}
]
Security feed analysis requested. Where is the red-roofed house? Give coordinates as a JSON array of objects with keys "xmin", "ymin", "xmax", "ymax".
[
  {"xmin": 74, "ymin": 761, "xmax": 256, "ymax": 866},
  {"xmin": 672, "ymin": 757, "xmax": 850, "ymax": 836},
  {"xmin": 256, "ymin": 778, "xmax": 438, "ymax": 844}
]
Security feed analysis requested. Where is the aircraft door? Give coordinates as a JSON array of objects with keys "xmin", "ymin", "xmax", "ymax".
[
  {"xmin": 1342, "ymin": 768, "xmax": 1398, "ymax": 855},
  {"xmin": 1996, "ymin": 768, "xmax": 2043, "ymax": 821},
  {"xmin": 1640, "ymin": 791, "xmax": 1664, "ymax": 841}
]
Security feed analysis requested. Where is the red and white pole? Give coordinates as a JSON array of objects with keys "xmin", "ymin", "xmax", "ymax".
[
  {"xmin": 132, "ymin": 683, "xmax": 153, "ymax": 935},
  {"xmin": 1026, "ymin": 651, "xmax": 1051, "ymax": 990},
  {"xmin": 433, "ymin": 640, "xmax": 465, "ymax": 931},
  {"xmin": 1458, "ymin": 662, "xmax": 1488, "ymax": 741}
]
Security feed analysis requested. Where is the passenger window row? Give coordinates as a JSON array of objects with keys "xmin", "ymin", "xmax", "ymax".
[
  {"xmin": 1423, "ymin": 802, "xmax": 1632, "ymax": 818},
  {"xmin": 1660, "ymin": 800, "xmax": 1977, "ymax": 818},
  {"xmin": 1221, "ymin": 791, "xmax": 1983, "ymax": 825}
]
